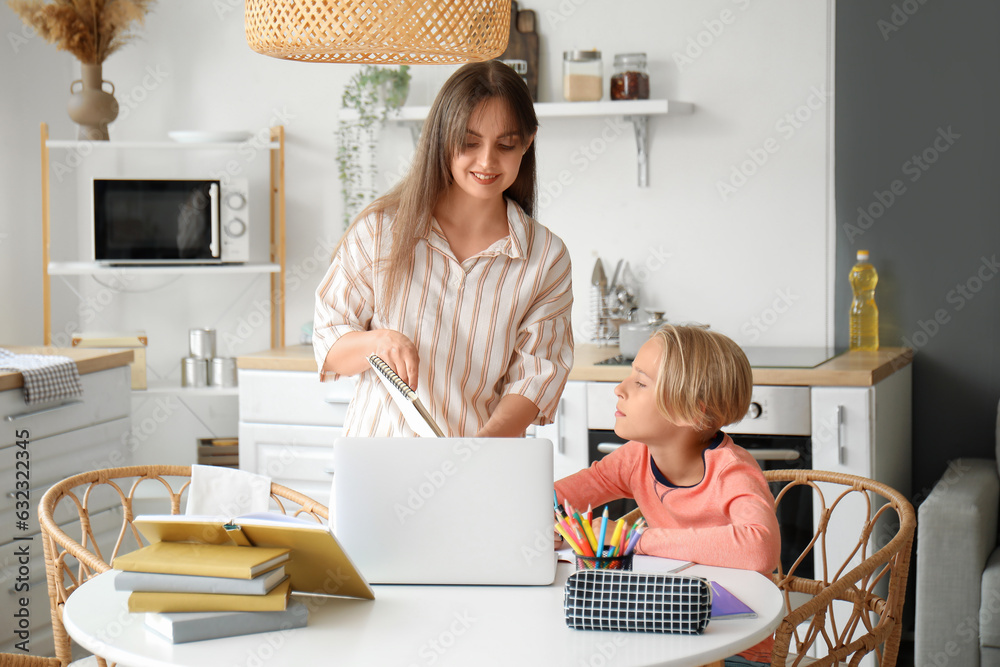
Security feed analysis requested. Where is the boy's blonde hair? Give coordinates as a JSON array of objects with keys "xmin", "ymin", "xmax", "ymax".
[{"xmin": 649, "ymin": 324, "xmax": 752, "ymax": 432}]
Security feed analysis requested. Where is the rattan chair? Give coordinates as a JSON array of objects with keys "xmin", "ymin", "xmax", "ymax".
[
  {"xmin": 619, "ymin": 469, "xmax": 915, "ymax": 666},
  {"xmin": 764, "ymin": 469, "xmax": 915, "ymax": 667},
  {"xmin": 38, "ymin": 466, "xmax": 328, "ymax": 667},
  {"xmin": 0, "ymin": 654, "xmax": 61, "ymax": 667}
]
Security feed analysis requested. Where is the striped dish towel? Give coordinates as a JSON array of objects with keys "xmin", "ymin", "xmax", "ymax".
[{"xmin": 0, "ymin": 348, "xmax": 84, "ymax": 405}]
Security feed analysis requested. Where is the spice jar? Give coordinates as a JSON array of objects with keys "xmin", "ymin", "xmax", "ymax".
[
  {"xmin": 610, "ymin": 53, "xmax": 650, "ymax": 101},
  {"xmin": 563, "ymin": 50, "xmax": 603, "ymax": 102}
]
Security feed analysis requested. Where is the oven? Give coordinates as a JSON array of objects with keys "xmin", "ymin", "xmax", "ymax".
[{"xmin": 586, "ymin": 383, "xmax": 815, "ymax": 575}]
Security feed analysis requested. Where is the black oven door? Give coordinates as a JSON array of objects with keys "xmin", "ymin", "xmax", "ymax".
[
  {"xmin": 586, "ymin": 430, "xmax": 812, "ymax": 575},
  {"xmin": 94, "ymin": 179, "xmax": 221, "ymax": 262}
]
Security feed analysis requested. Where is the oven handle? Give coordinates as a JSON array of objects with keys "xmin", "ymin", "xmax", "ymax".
[
  {"xmin": 597, "ymin": 442, "xmax": 802, "ymax": 463},
  {"xmin": 596, "ymin": 442, "xmax": 622, "ymax": 455},
  {"xmin": 209, "ymin": 183, "xmax": 220, "ymax": 258}
]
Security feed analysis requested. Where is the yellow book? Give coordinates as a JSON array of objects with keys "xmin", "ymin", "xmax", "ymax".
[
  {"xmin": 112, "ymin": 542, "xmax": 290, "ymax": 579},
  {"xmin": 132, "ymin": 513, "xmax": 375, "ymax": 601},
  {"xmin": 128, "ymin": 579, "xmax": 291, "ymax": 613}
]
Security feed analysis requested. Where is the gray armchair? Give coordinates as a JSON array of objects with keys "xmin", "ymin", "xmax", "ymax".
[{"xmin": 915, "ymin": 407, "xmax": 1000, "ymax": 667}]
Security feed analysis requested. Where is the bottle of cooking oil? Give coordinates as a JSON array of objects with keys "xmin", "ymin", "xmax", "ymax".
[{"xmin": 849, "ymin": 250, "xmax": 879, "ymax": 350}]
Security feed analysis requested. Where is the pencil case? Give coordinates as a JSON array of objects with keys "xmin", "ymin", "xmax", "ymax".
[{"xmin": 563, "ymin": 569, "xmax": 712, "ymax": 634}]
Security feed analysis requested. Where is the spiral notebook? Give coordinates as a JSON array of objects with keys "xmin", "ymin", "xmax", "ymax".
[{"xmin": 367, "ymin": 354, "xmax": 444, "ymax": 437}]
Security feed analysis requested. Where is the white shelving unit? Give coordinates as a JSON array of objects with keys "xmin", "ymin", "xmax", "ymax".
[
  {"xmin": 341, "ymin": 99, "xmax": 694, "ymax": 187},
  {"xmin": 144, "ymin": 379, "xmax": 239, "ymax": 397},
  {"xmin": 39, "ymin": 123, "xmax": 288, "ymax": 349}
]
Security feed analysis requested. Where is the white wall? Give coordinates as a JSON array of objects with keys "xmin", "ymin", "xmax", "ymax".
[{"xmin": 0, "ymin": 0, "xmax": 833, "ymax": 462}]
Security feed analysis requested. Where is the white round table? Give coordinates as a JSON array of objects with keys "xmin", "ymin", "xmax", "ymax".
[{"xmin": 63, "ymin": 562, "xmax": 784, "ymax": 667}]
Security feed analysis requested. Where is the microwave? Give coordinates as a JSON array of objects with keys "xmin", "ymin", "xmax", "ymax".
[{"xmin": 93, "ymin": 178, "xmax": 250, "ymax": 264}]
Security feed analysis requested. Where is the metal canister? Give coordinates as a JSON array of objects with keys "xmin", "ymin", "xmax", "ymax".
[
  {"xmin": 181, "ymin": 357, "xmax": 208, "ymax": 387},
  {"xmin": 210, "ymin": 357, "xmax": 238, "ymax": 388},
  {"xmin": 189, "ymin": 328, "xmax": 216, "ymax": 359}
]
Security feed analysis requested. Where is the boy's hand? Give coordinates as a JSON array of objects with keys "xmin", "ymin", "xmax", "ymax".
[{"xmin": 554, "ymin": 531, "xmax": 565, "ymax": 550}]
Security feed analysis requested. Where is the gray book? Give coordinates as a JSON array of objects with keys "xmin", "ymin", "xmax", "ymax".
[
  {"xmin": 114, "ymin": 566, "xmax": 287, "ymax": 595},
  {"xmin": 144, "ymin": 599, "xmax": 308, "ymax": 644}
]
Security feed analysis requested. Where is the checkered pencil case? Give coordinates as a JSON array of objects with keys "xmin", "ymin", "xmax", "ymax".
[{"xmin": 563, "ymin": 569, "xmax": 713, "ymax": 634}]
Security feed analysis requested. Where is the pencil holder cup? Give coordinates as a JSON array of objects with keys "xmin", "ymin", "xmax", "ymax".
[{"xmin": 575, "ymin": 551, "xmax": 633, "ymax": 571}]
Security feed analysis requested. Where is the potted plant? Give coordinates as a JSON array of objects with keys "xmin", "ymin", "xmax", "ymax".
[
  {"xmin": 336, "ymin": 64, "xmax": 411, "ymax": 229},
  {"xmin": 8, "ymin": 0, "xmax": 156, "ymax": 139}
]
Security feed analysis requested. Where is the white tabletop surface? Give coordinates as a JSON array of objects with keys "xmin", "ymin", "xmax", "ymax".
[{"xmin": 64, "ymin": 561, "xmax": 784, "ymax": 667}]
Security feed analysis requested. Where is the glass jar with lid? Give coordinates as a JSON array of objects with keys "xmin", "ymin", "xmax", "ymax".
[
  {"xmin": 610, "ymin": 53, "xmax": 650, "ymax": 100},
  {"xmin": 562, "ymin": 50, "xmax": 603, "ymax": 102}
]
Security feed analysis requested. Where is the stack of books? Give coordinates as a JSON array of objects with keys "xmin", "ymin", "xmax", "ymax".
[{"xmin": 112, "ymin": 542, "xmax": 307, "ymax": 643}]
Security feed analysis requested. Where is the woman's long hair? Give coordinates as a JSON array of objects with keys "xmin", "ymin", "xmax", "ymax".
[{"xmin": 342, "ymin": 60, "xmax": 539, "ymax": 308}]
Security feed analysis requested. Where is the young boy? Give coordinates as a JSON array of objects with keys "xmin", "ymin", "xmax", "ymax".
[{"xmin": 555, "ymin": 324, "xmax": 780, "ymax": 666}]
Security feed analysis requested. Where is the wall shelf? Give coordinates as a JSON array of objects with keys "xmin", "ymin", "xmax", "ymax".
[
  {"xmin": 48, "ymin": 261, "xmax": 281, "ymax": 276},
  {"xmin": 45, "ymin": 140, "xmax": 280, "ymax": 150},
  {"xmin": 339, "ymin": 99, "xmax": 694, "ymax": 187}
]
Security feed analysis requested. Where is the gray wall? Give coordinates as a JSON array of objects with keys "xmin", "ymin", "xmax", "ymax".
[{"xmin": 835, "ymin": 0, "xmax": 1000, "ymax": 498}]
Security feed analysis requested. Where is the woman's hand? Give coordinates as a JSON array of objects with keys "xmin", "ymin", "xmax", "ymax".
[
  {"xmin": 371, "ymin": 329, "xmax": 420, "ymax": 389},
  {"xmin": 324, "ymin": 329, "xmax": 420, "ymax": 387}
]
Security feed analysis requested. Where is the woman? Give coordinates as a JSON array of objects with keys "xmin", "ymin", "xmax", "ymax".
[{"xmin": 314, "ymin": 61, "xmax": 574, "ymax": 438}]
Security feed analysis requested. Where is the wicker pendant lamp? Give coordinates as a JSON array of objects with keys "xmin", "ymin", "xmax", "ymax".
[{"xmin": 245, "ymin": 0, "xmax": 512, "ymax": 64}]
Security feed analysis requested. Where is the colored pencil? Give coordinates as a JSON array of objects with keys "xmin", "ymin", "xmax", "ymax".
[
  {"xmin": 608, "ymin": 519, "xmax": 625, "ymax": 556},
  {"xmin": 623, "ymin": 526, "xmax": 644, "ymax": 555},
  {"xmin": 578, "ymin": 512, "xmax": 598, "ymax": 553},
  {"xmin": 555, "ymin": 520, "xmax": 583, "ymax": 555},
  {"xmin": 597, "ymin": 506, "xmax": 609, "ymax": 559}
]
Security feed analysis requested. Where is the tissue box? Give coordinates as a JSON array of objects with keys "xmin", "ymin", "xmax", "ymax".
[{"xmin": 72, "ymin": 332, "xmax": 147, "ymax": 389}]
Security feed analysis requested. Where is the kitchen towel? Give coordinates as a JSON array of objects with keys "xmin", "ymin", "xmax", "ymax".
[
  {"xmin": 185, "ymin": 464, "xmax": 271, "ymax": 517},
  {"xmin": 0, "ymin": 348, "xmax": 84, "ymax": 405}
]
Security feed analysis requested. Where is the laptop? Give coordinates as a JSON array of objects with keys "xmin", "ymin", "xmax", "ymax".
[{"xmin": 332, "ymin": 437, "xmax": 556, "ymax": 585}]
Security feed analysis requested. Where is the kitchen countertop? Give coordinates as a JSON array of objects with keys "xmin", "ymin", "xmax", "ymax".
[
  {"xmin": 238, "ymin": 344, "xmax": 913, "ymax": 387},
  {"xmin": 0, "ymin": 346, "xmax": 134, "ymax": 392}
]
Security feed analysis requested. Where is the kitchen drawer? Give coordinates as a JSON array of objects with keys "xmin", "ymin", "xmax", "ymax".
[
  {"xmin": 0, "ymin": 417, "xmax": 129, "ymax": 545},
  {"xmin": 240, "ymin": 422, "xmax": 341, "ymax": 503},
  {"xmin": 0, "ymin": 365, "xmax": 130, "ymax": 447},
  {"xmin": 239, "ymin": 370, "xmax": 355, "ymax": 427},
  {"xmin": 0, "ymin": 506, "xmax": 123, "ymax": 650}
]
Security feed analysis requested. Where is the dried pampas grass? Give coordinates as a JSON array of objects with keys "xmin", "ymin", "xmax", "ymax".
[{"xmin": 8, "ymin": 0, "xmax": 155, "ymax": 64}]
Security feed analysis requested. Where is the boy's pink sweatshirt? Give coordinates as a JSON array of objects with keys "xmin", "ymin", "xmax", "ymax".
[{"xmin": 554, "ymin": 433, "xmax": 781, "ymax": 663}]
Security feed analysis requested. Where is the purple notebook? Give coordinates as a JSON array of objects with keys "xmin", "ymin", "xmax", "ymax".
[{"xmin": 710, "ymin": 581, "xmax": 757, "ymax": 619}]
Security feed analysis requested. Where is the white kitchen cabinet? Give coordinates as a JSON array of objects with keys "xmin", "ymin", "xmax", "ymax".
[
  {"xmin": 534, "ymin": 380, "xmax": 589, "ymax": 481},
  {"xmin": 0, "ymin": 363, "xmax": 131, "ymax": 656},
  {"xmin": 238, "ymin": 369, "xmax": 355, "ymax": 501}
]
